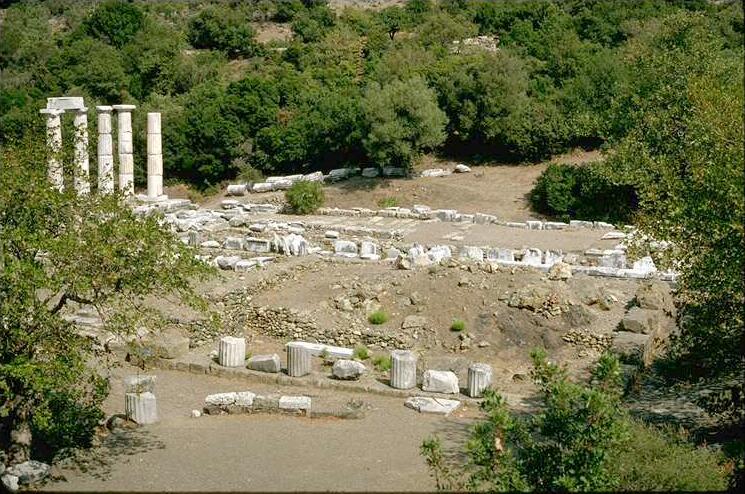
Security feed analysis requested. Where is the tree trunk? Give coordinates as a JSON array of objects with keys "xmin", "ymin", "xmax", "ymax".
[{"xmin": 8, "ymin": 413, "xmax": 31, "ymax": 465}]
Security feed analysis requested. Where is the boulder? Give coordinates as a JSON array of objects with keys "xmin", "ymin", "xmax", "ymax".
[
  {"xmin": 361, "ymin": 167, "xmax": 380, "ymax": 178},
  {"xmin": 215, "ymin": 255, "xmax": 241, "ymax": 270},
  {"xmin": 548, "ymin": 262, "xmax": 572, "ymax": 280},
  {"xmin": 621, "ymin": 307, "xmax": 660, "ymax": 335},
  {"xmin": 611, "ymin": 331, "xmax": 653, "ymax": 366},
  {"xmin": 226, "ymin": 184, "xmax": 247, "ymax": 196},
  {"xmin": 332, "ymin": 360, "xmax": 367, "ymax": 380},
  {"xmin": 1, "ymin": 474, "xmax": 18, "ymax": 492},
  {"xmin": 6, "ymin": 461, "xmax": 50, "ymax": 486},
  {"xmin": 279, "ymin": 396, "xmax": 311, "ymax": 411},
  {"xmin": 454, "ymin": 164, "xmax": 471, "ymax": 173},
  {"xmin": 422, "ymin": 370, "xmax": 459, "ymax": 394},
  {"xmin": 247, "ymin": 354, "xmax": 281, "ymax": 373},
  {"xmin": 635, "ymin": 281, "xmax": 673, "ymax": 312}
]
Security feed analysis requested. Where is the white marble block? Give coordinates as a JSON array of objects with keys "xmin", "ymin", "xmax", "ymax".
[
  {"xmin": 218, "ymin": 336, "xmax": 246, "ymax": 367},
  {"xmin": 125, "ymin": 391, "xmax": 158, "ymax": 424},
  {"xmin": 390, "ymin": 350, "xmax": 417, "ymax": 389},
  {"xmin": 146, "ymin": 112, "xmax": 164, "ymax": 200},
  {"xmin": 422, "ymin": 370, "xmax": 459, "ymax": 394},
  {"xmin": 467, "ymin": 363, "xmax": 492, "ymax": 398},
  {"xmin": 286, "ymin": 342, "xmax": 311, "ymax": 377}
]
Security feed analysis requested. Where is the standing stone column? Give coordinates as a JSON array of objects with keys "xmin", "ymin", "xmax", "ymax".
[
  {"xmin": 467, "ymin": 363, "xmax": 492, "ymax": 398},
  {"xmin": 286, "ymin": 342, "xmax": 311, "ymax": 377},
  {"xmin": 39, "ymin": 108, "xmax": 64, "ymax": 192},
  {"xmin": 96, "ymin": 106, "xmax": 115, "ymax": 194},
  {"xmin": 125, "ymin": 392, "xmax": 158, "ymax": 424},
  {"xmin": 113, "ymin": 104, "xmax": 136, "ymax": 195},
  {"xmin": 390, "ymin": 350, "xmax": 417, "ymax": 389},
  {"xmin": 72, "ymin": 108, "xmax": 90, "ymax": 195},
  {"xmin": 218, "ymin": 336, "xmax": 246, "ymax": 367},
  {"xmin": 146, "ymin": 112, "xmax": 166, "ymax": 200}
]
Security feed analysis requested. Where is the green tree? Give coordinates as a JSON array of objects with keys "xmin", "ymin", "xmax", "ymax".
[
  {"xmin": 83, "ymin": 0, "xmax": 145, "ymax": 49},
  {"xmin": 0, "ymin": 139, "xmax": 213, "ymax": 464},
  {"xmin": 0, "ymin": 2, "xmax": 54, "ymax": 69},
  {"xmin": 421, "ymin": 351, "xmax": 729, "ymax": 491},
  {"xmin": 604, "ymin": 11, "xmax": 744, "ymax": 444},
  {"xmin": 188, "ymin": 6, "xmax": 260, "ymax": 59},
  {"xmin": 362, "ymin": 77, "xmax": 447, "ymax": 170}
]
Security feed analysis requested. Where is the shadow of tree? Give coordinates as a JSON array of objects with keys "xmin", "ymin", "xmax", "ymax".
[{"xmin": 57, "ymin": 426, "xmax": 166, "ymax": 481}]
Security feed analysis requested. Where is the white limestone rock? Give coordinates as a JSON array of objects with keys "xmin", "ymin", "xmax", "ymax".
[
  {"xmin": 427, "ymin": 245, "xmax": 452, "ymax": 263},
  {"xmin": 334, "ymin": 240, "xmax": 358, "ymax": 255},
  {"xmin": 454, "ymin": 164, "xmax": 471, "ymax": 173},
  {"xmin": 459, "ymin": 246, "xmax": 484, "ymax": 262},
  {"xmin": 215, "ymin": 255, "xmax": 241, "ymax": 270},
  {"xmin": 247, "ymin": 354, "xmax": 281, "ymax": 373},
  {"xmin": 279, "ymin": 396, "xmax": 311, "ymax": 411},
  {"xmin": 235, "ymin": 260, "xmax": 257, "ymax": 271},
  {"xmin": 405, "ymin": 396, "xmax": 461, "ymax": 415},
  {"xmin": 361, "ymin": 167, "xmax": 380, "ymax": 178},
  {"xmin": 223, "ymin": 236, "xmax": 244, "ymax": 250},
  {"xmin": 332, "ymin": 359, "xmax": 367, "ymax": 380},
  {"xmin": 205, "ymin": 392, "xmax": 238, "ymax": 406},
  {"xmin": 422, "ymin": 370, "xmax": 459, "ymax": 394},
  {"xmin": 226, "ymin": 184, "xmax": 247, "ymax": 196},
  {"xmin": 125, "ymin": 391, "xmax": 158, "ymax": 424},
  {"xmin": 632, "ymin": 256, "xmax": 657, "ymax": 274},
  {"xmin": 252, "ymin": 182, "xmax": 274, "ymax": 193},
  {"xmin": 324, "ymin": 230, "xmax": 340, "ymax": 239},
  {"xmin": 244, "ymin": 237, "xmax": 271, "ymax": 253},
  {"xmin": 521, "ymin": 248, "xmax": 542, "ymax": 266},
  {"xmin": 234, "ymin": 391, "xmax": 256, "ymax": 407}
]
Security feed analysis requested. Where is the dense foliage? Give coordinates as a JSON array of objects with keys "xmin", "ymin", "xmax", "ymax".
[
  {"xmin": 529, "ymin": 163, "xmax": 637, "ymax": 224},
  {"xmin": 421, "ymin": 351, "xmax": 730, "ymax": 491},
  {"xmin": 0, "ymin": 138, "xmax": 213, "ymax": 463},
  {"xmin": 2, "ymin": 0, "xmax": 739, "ymax": 188}
]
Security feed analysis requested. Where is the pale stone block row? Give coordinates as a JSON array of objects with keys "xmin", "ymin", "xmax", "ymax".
[{"xmin": 96, "ymin": 106, "xmax": 115, "ymax": 194}]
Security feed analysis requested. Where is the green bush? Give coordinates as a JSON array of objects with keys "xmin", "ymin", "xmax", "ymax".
[
  {"xmin": 377, "ymin": 197, "xmax": 399, "ymax": 208},
  {"xmin": 285, "ymin": 180, "xmax": 325, "ymax": 214},
  {"xmin": 83, "ymin": 0, "xmax": 144, "ymax": 48},
  {"xmin": 368, "ymin": 310, "xmax": 389, "ymax": 325},
  {"xmin": 529, "ymin": 163, "xmax": 637, "ymax": 223},
  {"xmin": 352, "ymin": 345, "xmax": 370, "ymax": 361},
  {"xmin": 450, "ymin": 319, "xmax": 465, "ymax": 332},
  {"xmin": 188, "ymin": 6, "xmax": 260, "ymax": 59},
  {"xmin": 373, "ymin": 355, "xmax": 392, "ymax": 372}
]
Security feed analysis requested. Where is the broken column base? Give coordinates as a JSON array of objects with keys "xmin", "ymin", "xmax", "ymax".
[
  {"xmin": 136, "ymin": 193, "xmax": 169, "ymax": 203},
  {"xmin": 125, "ymin": 392, "xmax": 158, "ymax": 424}
]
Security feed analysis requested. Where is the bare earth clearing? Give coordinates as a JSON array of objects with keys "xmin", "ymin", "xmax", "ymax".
[{"xmin": 42, "ymin": 149, "xmax": 686, "ymax": 492}]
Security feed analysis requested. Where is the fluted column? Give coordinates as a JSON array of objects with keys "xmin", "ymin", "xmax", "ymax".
[
  {"xmin": 146, "ymin": 112, "xmax": 165, "ymax": 200},
  {"xmin": 125, "ymin": 391, "xmax": 158, "ymax": 424},
  {"xmin": 218, "ymin": 336, "xmax": 246, "ymax": 367},
  {"xmin": 96, "ymin": 106, "xmax": 115, "ymax": 194},
  {"xmin": 467, "ymin": 363, "xmax": 492, "ymax": 398},
  {"xmin": 286, "ymin": 342, "xmax": 311, "ymax": 377},
  {"xmin": 113, "ymin": 104, "xmax": 136, "ymax": 195},
  {"xmin": 40, "ymin": 108, "xmax": 64, "ymax": 192},
  {"xmin": 72, "ymin": 108, "xmax": 90, "ymax": 195},
  {"xmin": 390, "ymin": 350, "xmax": 417, "ymax": 389}
]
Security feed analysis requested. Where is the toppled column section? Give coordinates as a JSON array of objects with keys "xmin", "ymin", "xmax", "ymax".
[
  {"xmin": 113, "ymin": 104, "xmax": 136, "ymax": 195},
  {"xmin": 72, "ymin": 107, "xmax": 90, "ymax": 194},
  {"xmin": 218, "ymin": 336, "xmax": 246, "ymax": 367},
  {"xmin": 96, "ymin": 106, "xmax": 115, "ymax": 194},
  {"xmin": 40, "ymin": 108, "xmax": 64, "ymax": 191},
  {"xmin": 390, "ymin": 350, "xmax": 417, "ymax": 389},
  {"xmin": 286, "ymin": 341, "xmax": 311, "ymax": 377},
  {"xmin": 467, "ymin": 363, "xmax": 492, "ymax": 398}
]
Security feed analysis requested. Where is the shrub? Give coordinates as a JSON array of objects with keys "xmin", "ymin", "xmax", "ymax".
[
  {"xmin": 188, "ymin": 6, "xmax": 260, "ymax": 59},
  {"xmin": 529, "ymin": 163, "xmax": 637, "ymax": 223},
  {"xmin": 368, "ymin": 310, "xmax": 389, "ymax": 325},
  {"xmin": 377, "ymin": 196, "xmax": 399, "ymax": 208},
  {"xmin": 352, "ymin": 345, "xmax": 370, "ymax": 361},
  {"xmin": 450, "ymin": 319, "xmax": 465, "ymax": 332},
  {"xmin": 285, "ymin": 180, "xmax": 325, "ymax": 214},
  {"xmin": 373, "ymin": 355, "xmax": 392, "ymax": 372},
  {"xmin": 83, "ymin": 0, "xmax": 144, "ymax": 48}
]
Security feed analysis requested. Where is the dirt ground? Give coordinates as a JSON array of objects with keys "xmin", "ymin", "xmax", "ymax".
[{"xmin": 43, "ymin": 369, "xmax": 473, "ymax": 492}]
